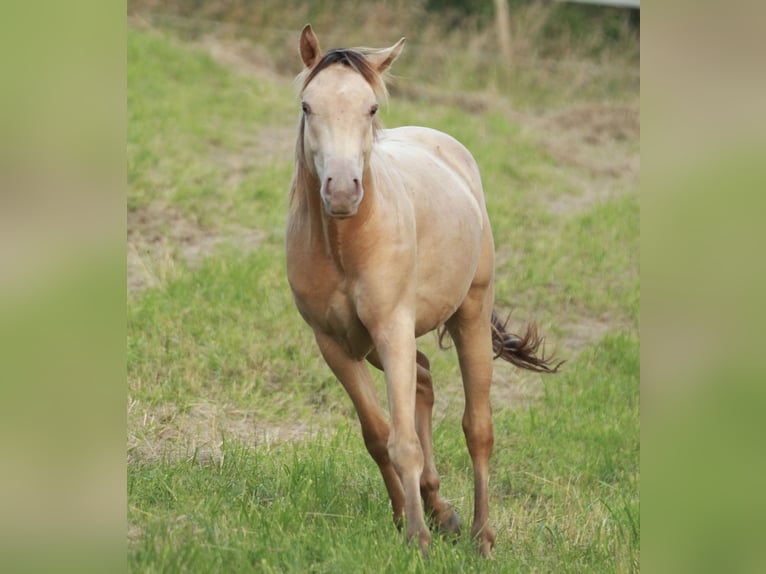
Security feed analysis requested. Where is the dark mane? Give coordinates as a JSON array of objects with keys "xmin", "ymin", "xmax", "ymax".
[{"xmin": 301, "ymin": 48, "xmax": 387, "ymax": 98}]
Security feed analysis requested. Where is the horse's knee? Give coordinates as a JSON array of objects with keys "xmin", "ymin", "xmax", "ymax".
[
  {"xmin": 419, "ymin": 469, "xmax": 441, "ymax": 511},
  {"xmin": 365, "ymin": 438, "xmax": 389, "ymax": 465},
  {"xmin": 416, "ymin": 373, "xmax": 434, "ymax": 407},
  {"xmin": 419, "ymin": 468, "xmax": 440, "ymax": 498},
  {"xmin": 361, "ymin": 425, "xmax": 390, "ymax": 466},
  {"xmin": 462, "ymin": 415, "xmax": 494, "ymax": 457},
  {"xmin": 388, "ymin": 432, "xmax": 424, "ymax": 476}
]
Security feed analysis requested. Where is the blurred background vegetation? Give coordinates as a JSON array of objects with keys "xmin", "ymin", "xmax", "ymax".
[{"xmin": 128, "ymin": 0, "xmax": 639, "ymax": 109}]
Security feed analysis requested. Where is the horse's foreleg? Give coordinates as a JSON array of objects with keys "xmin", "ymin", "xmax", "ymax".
[
  {"xmin": 415, "ymin": 351, "xmax": 462, "ymax": 539},
  {"xmin": 368, "ymin": 349, "xmax": 460, "ymax": 538},
  {"xmin": 314, "ymin": 332, "xmax": 405, "ymax": 526},
  {"xmin": 372, "ymin": 318, "xmax": 431, "ymax": 555},
  {"xmin": 447, "ymin": 294, "xmax": 497, "ymax": 557}
]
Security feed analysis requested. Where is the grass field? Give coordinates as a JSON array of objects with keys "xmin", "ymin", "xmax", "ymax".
[{"xmin": 128, "ymin": 15, "xmax": 639, "ymax": 573}]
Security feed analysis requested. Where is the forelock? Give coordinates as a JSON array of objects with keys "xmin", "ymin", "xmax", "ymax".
[{"xmin": 299, "ymin": 49, "xmax": 388, "ymax": 99}]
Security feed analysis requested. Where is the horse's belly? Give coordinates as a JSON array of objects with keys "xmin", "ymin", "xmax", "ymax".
[
  {"xmin": 412, "ymin": 209, "xmax": 484, "ymax": 336},
  {"xmin": 414, "ymin": 296, "xmax": 462, "ymax": 337},
  {"xmin": 414, "ymin": 241, "xmax": 482, "ymax": 336}
]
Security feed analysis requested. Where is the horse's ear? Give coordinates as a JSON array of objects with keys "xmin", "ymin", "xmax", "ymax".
[
  {"xmin": 366, "ymin": 37, "xmax": 406, "ymax": 73},
  {"xmin": 300, "ymin": 24, "xmax": 321, "ymax": 68}
]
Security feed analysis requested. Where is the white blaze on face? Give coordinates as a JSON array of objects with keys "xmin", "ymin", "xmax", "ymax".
[{"xmin": 301, "ymin": 66, "xmax": 378, "ymax": 218}]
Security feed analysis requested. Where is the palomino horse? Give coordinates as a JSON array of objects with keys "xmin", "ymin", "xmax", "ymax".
[{"xmin": 286, "ymin": 25, "xmax": 561, "ymax": 556}]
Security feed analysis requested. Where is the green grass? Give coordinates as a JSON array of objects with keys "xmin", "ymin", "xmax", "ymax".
[
  {"xmin": 128, "ymin": 335, "xmax": 638, "ymax": 573},
  {"xmin": 128, "ymin": 23, "xmax": 639, "ymax": 573},
  {"xmin": 128, "ymin": 27, "xmax": 295, "ymax": 230}
]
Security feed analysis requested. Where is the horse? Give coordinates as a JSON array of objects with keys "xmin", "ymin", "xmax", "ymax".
[{"xmin": 285, "ymin": 24, "xmax": 561, "ymax": 557}]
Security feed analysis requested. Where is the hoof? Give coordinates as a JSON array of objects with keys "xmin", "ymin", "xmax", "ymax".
[
  {"xmin": 406, "ymin": 528, "xmax": 432, "ymax": 558},
  {"xmin": 471, "ymin": 523, "xmax": 496, "ymax": 557},
  {"xmin": 434, "ymin": 508, "xmax": 462, "ymax": 543},
  {"xmin": 418, "ymin": 533, "xmax": 431, "ymax": 559},
  {"xmin": 477, "ymin": 539, "xmax": 493, "ymax": 558}
]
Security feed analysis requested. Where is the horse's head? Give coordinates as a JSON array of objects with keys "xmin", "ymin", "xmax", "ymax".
[{"xmin": 298, "ymin": 25, "xmax": 405, "ymax": 219}]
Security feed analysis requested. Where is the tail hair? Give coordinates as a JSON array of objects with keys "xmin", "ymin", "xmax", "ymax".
[{"xmin": 491, "ymin": 311, "xmax": 564, "ymax": 373}]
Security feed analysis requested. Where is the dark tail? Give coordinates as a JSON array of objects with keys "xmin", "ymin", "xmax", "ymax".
[{"xmin": 491, "ymin": 311, "xmax": 564, "ymax": 373}]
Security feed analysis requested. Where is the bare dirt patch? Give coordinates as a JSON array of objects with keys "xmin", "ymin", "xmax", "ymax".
[
  {"xmin": 536, "ymin": 103, "xmax": 639, "ymax": 176},
  {"xmin": 128, "ymin": 398, "xmax": 318, "ymax": 464},
  {"xmin": 545, "ymin": 104, "xmax": 639, "ymax": 146},
  {"xmin": 390, "ymin": 83, "xmax": 496, "ymax": 114},
  {"xmin": 127, "ymin": 204, "xmax": 265, "ymax": 294},
  {"xmin": 562, "ymin": 313, "xmax": 633, "ymax": 353},
  {"xmin": 521, "ymin": 102, "xmax": 640, "ymax": 216},
  {"xmin": 197, "ymin": 34, "xmax": 292, "ymax": 84}
]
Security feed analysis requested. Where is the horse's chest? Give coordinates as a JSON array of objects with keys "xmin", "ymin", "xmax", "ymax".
[{"xmin": 289, "ymin": 270, "xmax": 371, "ymax": 359}]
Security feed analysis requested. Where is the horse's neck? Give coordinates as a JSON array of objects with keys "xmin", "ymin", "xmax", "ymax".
[{"xmin": 295, "ymin": 164, "xmax": 377, "ymax": 271}]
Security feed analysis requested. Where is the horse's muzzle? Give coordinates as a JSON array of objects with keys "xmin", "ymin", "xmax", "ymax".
[{"xmin": 321, "ymin": 175, "xmax": 364, "ymax": 218}]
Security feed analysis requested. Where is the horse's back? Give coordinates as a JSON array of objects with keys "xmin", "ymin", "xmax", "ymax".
[
  {"xmin": 373, "ymin": 126, "xmax": 493, "ymax": 335},
  {"xmin": 376, "ymin": 126, "xmax": 486, "ymax": 214}
]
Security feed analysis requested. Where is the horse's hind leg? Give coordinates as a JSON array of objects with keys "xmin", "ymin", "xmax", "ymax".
[
  {"xmin": 446, "ymin": 288, "xmax": 497, "ymax": 557},
  {"xmin": 315, "ymin": 332, "xmax": 405, "ymax": 527},
  {"xmin": 415, "ymin": 350, "xmax": 462, "ymax": 538}
]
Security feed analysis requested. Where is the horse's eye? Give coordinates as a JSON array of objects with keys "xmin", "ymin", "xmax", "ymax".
[
  {"xmin": 301, "ymin": 102, "xmax": 311, "ymax": 115},
  {"xmin": 370, "ymin": 104, "xmax": 379, "ymax": 117}
]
